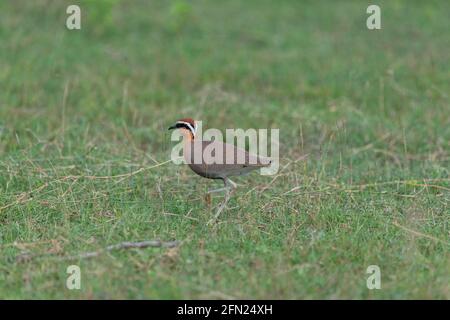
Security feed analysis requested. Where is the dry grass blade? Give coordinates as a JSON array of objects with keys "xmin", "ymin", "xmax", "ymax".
[
  {"xmin": 391, "ymin": 221, "xmax": 449, "ymax": 245},
  {"xmin": 16, "ymin": 240, "xmax": 181, "ymax": 263}
]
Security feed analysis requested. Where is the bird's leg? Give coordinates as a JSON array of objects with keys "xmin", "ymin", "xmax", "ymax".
[
  {"xmin": 225, "ymin": 178, "xmax": 237, "ymax": 190},
  {"xmin": 210, "ymin": 189, "xmax": 231, "ymax": 222},
  {"xmin": 207, "ymin": 178, "xmax": 235, "ymax": 194},
  {"xmin": 208, "ymin": 177, "xmax": 237, "ymax": 224},
  {"xmin": 207, "ymin": 186, "xmax": 229, "ymax": 194}
]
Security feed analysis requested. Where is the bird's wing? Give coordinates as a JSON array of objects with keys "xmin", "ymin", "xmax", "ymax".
[{"xmin": 201, "ymin": 141, "xmax": 270, "ymax": 166}]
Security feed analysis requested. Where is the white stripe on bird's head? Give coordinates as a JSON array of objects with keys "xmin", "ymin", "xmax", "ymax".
[{"xmin": 176, "ymin": 121, "xmax": 196, "ymax": 136}]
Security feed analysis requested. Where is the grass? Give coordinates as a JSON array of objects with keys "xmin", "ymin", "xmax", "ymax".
[{"xmin": 0, "ymin": 0, "xmax": 448, "ymax": 299}]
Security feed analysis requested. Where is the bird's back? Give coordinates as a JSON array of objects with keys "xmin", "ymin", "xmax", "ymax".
[{"xmin": 185, "ymin": 140, "xmax": 270, "ymax": 179}]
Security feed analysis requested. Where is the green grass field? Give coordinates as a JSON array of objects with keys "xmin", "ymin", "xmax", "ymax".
[{"xmin": 0, "ymin": 0, "xmax": 448, "ymax": 299}]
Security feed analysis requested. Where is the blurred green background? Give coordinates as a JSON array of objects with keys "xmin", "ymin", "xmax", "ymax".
[{"xmin": 0, "ymin": 0, "xmax": 448, "ymax": 299}]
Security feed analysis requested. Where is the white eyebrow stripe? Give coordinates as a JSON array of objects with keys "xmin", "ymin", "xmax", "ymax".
[{"xmin": 177, "ymin": 121, "xmax": 196, "ymax": 136}]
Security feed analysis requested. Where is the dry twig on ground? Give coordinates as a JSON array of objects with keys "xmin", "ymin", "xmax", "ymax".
[{"xmin": 16, "ymin": 240, "xmax": 181, "ymax": 263}]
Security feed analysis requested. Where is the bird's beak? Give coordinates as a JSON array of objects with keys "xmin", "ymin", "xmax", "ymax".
[{"xmin": 168, "ymin": 124, "xmax": 177, "ymax": 130}]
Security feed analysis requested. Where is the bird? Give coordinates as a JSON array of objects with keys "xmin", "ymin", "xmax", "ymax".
[{"xmin": 168, "ymin": 118, "xmax": 271, "ymax": 222}]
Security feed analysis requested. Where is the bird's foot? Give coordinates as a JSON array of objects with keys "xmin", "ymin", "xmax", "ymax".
[
  {"xmin": 226, "ymin": 179, "xmax": 238, "ymax": 189},
  {"xmin": 207, "ymin": 189, "xmax": 235, "ymax": 225},
  {"xmin": 206, "ymin": 218, "xmax": 217, "ymax": 226},
  {"xmin": 207, "ymin": 202, "xmax": 227, "ymax": 225}
]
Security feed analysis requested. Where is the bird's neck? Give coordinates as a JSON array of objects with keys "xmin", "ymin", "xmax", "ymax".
[
  {"xmin": 180, "ymin": 130, "xmax": 199, "ymax": 164},
  {"xmin": 181, "ymin": 129, "xmax": 195, "ymax": 155},
  {"xmin": 180, "ymin": 129, "xmax": 194, "ymax": 143}
]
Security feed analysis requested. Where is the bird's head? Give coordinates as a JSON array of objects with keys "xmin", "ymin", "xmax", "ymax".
[{"xmin": 168, "ymin": 118, "xmax": 197, "ymax": 140}]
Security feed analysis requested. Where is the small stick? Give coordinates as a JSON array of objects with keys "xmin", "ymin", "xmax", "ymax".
[
  {"xmin": 0, "ymin": 182, "xmax": 49, "ymax": 212},
  {"xmin": 391, "ymin": 221, "xmax": 448, "ymax": 245},
  {"xmin": 62, "ymin": 159, "xmax": 174, "ymax": 180},
  {"xmin": 16, "ymin": 240, "xmax": 180, "ymax": 263}
]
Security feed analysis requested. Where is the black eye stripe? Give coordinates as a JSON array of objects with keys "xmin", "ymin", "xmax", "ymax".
[
  {"xmin": 176, "ymin": 121, "xmax": 196, "ymax": 132},
  {"xmin": 176, "ymin": 123, "xmax": 191, "ymax": 130},
  {"xmin": 175, "ymin": 123, "xmax": 195, "ymax": 138}
]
